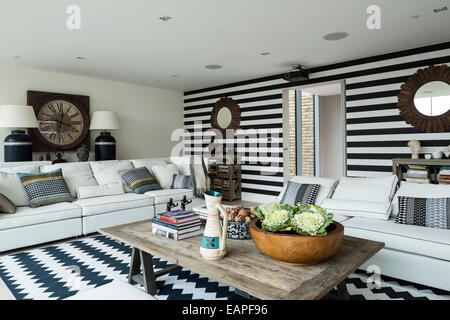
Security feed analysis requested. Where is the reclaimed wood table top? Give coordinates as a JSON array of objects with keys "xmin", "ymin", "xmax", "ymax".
[{"xmin": 100, "ymin": 220, "xmax": 384, "ymax": 300}]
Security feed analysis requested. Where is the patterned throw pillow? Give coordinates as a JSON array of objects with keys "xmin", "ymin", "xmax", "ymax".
[
  {"xmin": 396, "ymin": 196, "xmax": 450, "ymax": 229},
  {"xmin": 17, "ymin": 169, "xmax": 74, "ymax": 208},
  {"xmin": 171, "ymin": 174, "xmax": 193, "ymax": 189},
  {"xmin": 0, "ymin": 193, "xmax": 16, "ymax": 213},
  {"xmin": 119, "ymin": 167, "xmax": 161, "ymax": 194},
  {"xmin": 280, "ymin": 181, "xmax": 320, "ymax": 206}
]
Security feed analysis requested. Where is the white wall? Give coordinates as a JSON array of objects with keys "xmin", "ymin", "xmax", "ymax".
[
  {"xmin": 0, "ymin": 63, "xmax": 183, "ymax": 161},
  {"xmin": 319, "ymin": 95, "xmax": 343, "ymax": 179}
]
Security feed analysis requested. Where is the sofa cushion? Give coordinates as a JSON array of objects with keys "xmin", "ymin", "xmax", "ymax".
[
  {"xmin": 343, "ymin": 217, "xmax": 450, "ymax": 261},
  {"xmin": 90, "ymin": 160, "xmax": 133, "ymax": 192},
  {"xmin": 392, "ymin": 182, "xmax": 450, "ymax": 216},
  {"xmin": 74, "ymin": 193, "xmax": 154, "ymax": 217},
  {"xmin": 169, "ymin": 156, "xmax": 191, "ymax": 175},
  {"xmin": 280, "ymin": 181, "xmax": 319, "ymax": 206},
  {"xmin": 321, "ymin": 198, "xmax": 391, "ymax": 220},
  {"xmin": 17, "ymin": 169, "xmax": 75, "ymax": 208},
  {"xmin": 119, "ymin": 167, "xmax": 161, "ymax": 194},
  {"xmin": 40, "ymin": 162, "xmax": 98, "ymax": 198},
  {"xmin": 333, "ymin": 175, "xmax": 398, "ymax": 203},
  {"xmin": 396, "ymin": 196, "xmax": 450, "ymax": 229},
  {"xmin": 152, "ymin": 164, "xmax": 179, "ymax": 189},
  {"xmin": 277, "ymin": 176, "xmax": 338, "ymax": 206},
  {"xmin": 0, "ymin": 193, "xmax": 16, "ymax": 214},
  {"xmin": 171, "ymin": 174, "xmax": 193, "ymax": 189},
  {"xmin": 0, "ymin": 165, "xmax": 40, "ymax": 206},
  {"xmin": 144, "ymin": 188, "xmax": 193, "ymax": 205},
  {"xmin": 0, "ymin": 202, "xmax": 81, "ymax": 231},
  {"xmin": 76, "ymin": 182, "xmax": 124, "ymax": 199},
  {"xmin": 332, "ymin": 214, "xmax": 351, "ymax": 223},
  {"xmin": 131, "ymin": 158, "xmax": 169, "ymax": 175}
]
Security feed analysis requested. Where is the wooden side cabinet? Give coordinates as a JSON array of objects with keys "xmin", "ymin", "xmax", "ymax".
[{"xmin": 208, "ymin": 162, "xmax": 241, "ymax": 202}]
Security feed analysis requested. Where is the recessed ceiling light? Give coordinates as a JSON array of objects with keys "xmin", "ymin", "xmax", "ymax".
[
  {"xmin": 260, "ymin": 52, "xmax": 271, "ymax": 56},
  {"xmin": 410, "ymin": 14, "xmax": 420, "ymax": 19},
  {"xmin": 205, "ymin": 64, "xmax": 223, "ymax": 70},
  {"xmin": 76, "ymin": 56, "xmax": 86, "ymax": 60},
  {"xmin": 323, "ymin": 32, "xmax": 349, "ymax": 41},
  {"xmin": 159, "ymin": 15, "xmax": 172, "ymax": 22}
]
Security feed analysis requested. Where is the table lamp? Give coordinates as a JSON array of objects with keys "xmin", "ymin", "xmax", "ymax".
[
  {"xmin": 0, "ymin": 105, "xmax": 38, "ymax": 162},
  {"xmin": 89, "ymin": 111, "xmax": 120, "ymax": 160}
]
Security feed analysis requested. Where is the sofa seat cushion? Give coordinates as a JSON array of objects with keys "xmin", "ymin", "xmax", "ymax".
[
  {"xmin": 321, "ymin": 198, "xmax": 391, "ymax": 220},
  {"xmin": 333, "ymin": 214, "xmax": 351, "ymax": 223},
  {"xmin": 0, "ymin": 203, "xmax": 81, "ymax": 231},
  {"xmin": 343, "ymin": 217, "xmax": 450, "ymax": 261},
  {"xmin": 74, "ymin": 193, "xmax": 154, "ymax": 217},
  {"xmin": 144, "ymin": 189, "xmax": 193, "ymax": 205}
]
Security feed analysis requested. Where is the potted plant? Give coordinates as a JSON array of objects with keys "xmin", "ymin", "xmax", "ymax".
[{"xmin": 249, "ymin": 203, "xmax": 344, "ymax": 266}]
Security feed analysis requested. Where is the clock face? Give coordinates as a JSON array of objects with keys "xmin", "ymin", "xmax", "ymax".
[{"xmin": 37, "ymin": 100, "xmax": 85, "ymax": 147}]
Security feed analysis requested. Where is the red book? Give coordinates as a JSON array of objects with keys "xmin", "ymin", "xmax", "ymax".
[{"xmin": 158, "ymin": 216, "xmax": 200, "ymax": 224}]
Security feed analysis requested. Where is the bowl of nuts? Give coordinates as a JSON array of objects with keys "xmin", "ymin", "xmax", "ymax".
[{"xmin": 220, "ymin": 205, "xmax": 257, "ymax": 239}]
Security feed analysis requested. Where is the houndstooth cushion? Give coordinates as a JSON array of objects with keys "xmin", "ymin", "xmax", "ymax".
[
  {"xmin": 396, "ymin": 196, "xmax": 450, "ymax": 229},
  {"xmin": 280, "ymin": 181, "xmax": 320, "ymax": 206},
  {"xmin": 17, "ymin": 169, "xmax": 74, "ymax": 208}
]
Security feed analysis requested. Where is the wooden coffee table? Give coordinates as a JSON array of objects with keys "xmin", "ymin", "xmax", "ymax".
[{"xmin": 99, "ymin": 220, "xmax": 384, "ymax": 300}]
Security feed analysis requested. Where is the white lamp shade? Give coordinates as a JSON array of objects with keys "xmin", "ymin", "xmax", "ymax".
[
  {"xmin": 89, "ymin": 111, "xmax": 120, "ymax": 130},
  {"xmin": 0, "ymin": 105, "xmax": 38, "ymax": 128}
]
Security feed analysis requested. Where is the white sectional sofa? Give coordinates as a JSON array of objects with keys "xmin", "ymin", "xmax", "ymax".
[
  {"xmin": 0, "ymin": 157, "xmax": 199, "ymax": 252},
  {"xmin": 279, "ymin": 175, "xmax": 450, "ymax": 291}
]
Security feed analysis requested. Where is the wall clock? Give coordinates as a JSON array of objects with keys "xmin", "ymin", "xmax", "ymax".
[{"xmin": 27, "ymin": 90, "xmax": 90, "ymax": 151}]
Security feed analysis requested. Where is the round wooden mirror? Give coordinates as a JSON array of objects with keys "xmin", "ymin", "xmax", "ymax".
[
  {"xmin": 398, "ymin": 65, "xmax": 450, "ymax": 133},
  {"xmin": 211, "ymin": 97, "xmax": 241, "ymax": 135}
]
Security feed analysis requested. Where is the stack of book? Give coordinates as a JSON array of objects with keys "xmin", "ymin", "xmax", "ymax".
[
  {"xmin": 218, "ymin": 164, "xmax": 229, "ymax": 178},
  {"xmin": 211, "ymin": 178, "xmax": 223, "ymax": 192},
  {"xmin": 406, "ymin": 165, "xmax": 430, "ymax": 184},
  {"xmin": 152, "ymin": 211, "xmax": 203, "ymax": 240},
  {"xmin": 438, "ymin": 166, "xmax": 450, "ymax": 184},
  {"xmin": 208, "ymin": 163, "xmax": 217, "ymax": 175}
]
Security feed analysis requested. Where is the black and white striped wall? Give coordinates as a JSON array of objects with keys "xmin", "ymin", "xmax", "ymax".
[{"xmin": 183, "ymin": 41, "xmax": 450, "ymax": 201}]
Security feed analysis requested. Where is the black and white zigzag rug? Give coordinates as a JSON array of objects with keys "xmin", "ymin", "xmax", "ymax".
[{"xmin": 0, "ymin": 235, "xmax": 449, "ymax": 300}]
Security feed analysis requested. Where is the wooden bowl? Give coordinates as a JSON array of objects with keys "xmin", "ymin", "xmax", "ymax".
[{"xmin": 249, "ymin": 219, "xmax": 344, "ymax": 266}]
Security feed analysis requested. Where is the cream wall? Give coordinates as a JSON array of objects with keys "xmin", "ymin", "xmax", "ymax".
[
  {"xmin": 319, "ymin": 95, "xmax": 343, "ymax": 179},
  {"xmin": 0, "ymin": 63, "xmax": 183, "ymax": 161}
]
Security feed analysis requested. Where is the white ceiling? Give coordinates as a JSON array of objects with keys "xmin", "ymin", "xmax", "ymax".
[{"xmin": 1, "ymin": 0, "xmax": 449, "ymax": 92}]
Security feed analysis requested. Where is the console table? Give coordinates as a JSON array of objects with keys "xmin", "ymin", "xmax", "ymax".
[{"xmin": 392, "ymin": 158, "xmax": 450, "ymax": 185}]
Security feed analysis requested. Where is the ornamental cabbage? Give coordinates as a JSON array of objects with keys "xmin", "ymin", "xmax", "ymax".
[
  {"xmin": 253, "ymin": 203, "xmax": 334, "ymax": 236},
  {"xmin": 262, "ymin": 209, "xmax": 292, "ymax": 232}
]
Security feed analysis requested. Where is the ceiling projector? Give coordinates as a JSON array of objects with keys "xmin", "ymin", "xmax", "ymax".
[{"xmin": 283, "ymin": 64, "xmax": 310, "ymax": 82}]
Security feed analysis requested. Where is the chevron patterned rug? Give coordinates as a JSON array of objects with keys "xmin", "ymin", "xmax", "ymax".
[{"xmin": 0, "ymin": 235, "xmax": 449, "ymax": 300}]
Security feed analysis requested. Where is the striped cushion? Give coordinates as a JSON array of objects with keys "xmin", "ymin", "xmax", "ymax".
[
  {"xmin": 171, "ymin": 174, "xmax": 193, "ymax": 189},
  {"xmin": 396, "ymin": 196, "xmax": 450, "ymax": 229},
  {"xmin": 280, "ymin": 181, "xmax": 320, "ymax": 206},
  {"xmin": 17, "ymin": 169, "xmax": 74, "ymax": 208},
  {"xmin": 119, "ymin": 167, "xmax": 161, "ymax": 194}
]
